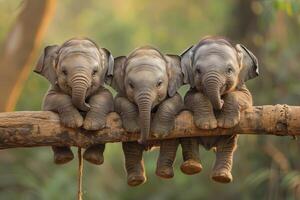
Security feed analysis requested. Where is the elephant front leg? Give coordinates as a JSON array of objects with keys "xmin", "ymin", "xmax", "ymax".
[
  {"xmin": 43, "ymin": 91, "xmax": 84, "ymax": 164},
  {"xmin": 151, "ymin": 93, "xmax": 183, "ymax": 138},
  {"xmin": 217, "ymin": 93, "xmax": 241, "ymax": 128},
  {"xmin": 122, "ymin": 142, "xmax": 146, "ymax": 186},
  {"xmin": 185, "ymin": 91, "xmax": 217, "ymax": 129},
  {"xmin": 156, "ymin": 139, "xmax": 179, "ymax": 179},
  {"xmin": 211, "ymin": 135, "xmax": 238, "ymax": 183},
  {"xmin": 83, "ymin": 88, "xmax": 113, "ymax": 130},
  {"xmin": 180, "ymin": 138, "xmax": 202, "ymax": 175},
  {"xmin": 114, "ymin": 96, "xmax": 140, "ymax": 133}
]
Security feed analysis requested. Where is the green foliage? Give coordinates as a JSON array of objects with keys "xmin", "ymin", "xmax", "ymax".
[{"xmin": 0, "ymin": 0, "xmax": 300, "ymax": 199}]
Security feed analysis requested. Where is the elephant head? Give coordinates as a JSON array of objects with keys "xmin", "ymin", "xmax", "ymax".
[
  {"xmin": 181, "ymin": 37, "xmax": 258, "ymax": 110},
  {"xmin": 34, "ymin": 38, "xmax": 114, "ymax": 111},
  {"xmin": 112, "ymin": 46, "xmax": 184, "ymax": 143}
]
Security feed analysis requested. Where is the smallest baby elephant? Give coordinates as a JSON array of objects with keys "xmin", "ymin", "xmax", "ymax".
[{"xmin": 34, "ymin": 38, "xmax": 114, "ymax": 165}]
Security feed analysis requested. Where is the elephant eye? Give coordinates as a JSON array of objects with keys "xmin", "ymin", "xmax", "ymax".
[
  {"xmin": 156, "ymin": 80, "xmax": 163, "ymax": 88},
  {"xmin": 195, "ymin": 68, "xmax": 201, "ymax": 74},
  {"xmin": 92, "ymin": 69, "xmax": 98, "ymax": 76},
  {"xmin": 129, "ymin": 81, "xmax": 134, "ymax": 89},
  {"xmin": 62, "ymin": 69, "xmax": 68, "ymax": 76},
  {"xmin": 226, "ymin": 66, "xmax": 234, "ymax": 75}
]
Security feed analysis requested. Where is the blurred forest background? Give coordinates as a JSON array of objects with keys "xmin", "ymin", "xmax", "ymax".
[{"xmin": 0, "ymin": 0, "xmax": 300, "ymax": 199}]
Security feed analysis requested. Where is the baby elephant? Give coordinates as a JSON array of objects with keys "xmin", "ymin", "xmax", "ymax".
[
  {"xmin": 181, "ymin": 37, "xmax": 259, "ymax": 183},
  {"xmin": 112, "ymin": 46, "xmax": 185, "ymax": 186},
  {"xmin": 34, "ymin": 38, "xmax": 114, "ymax": 165}
]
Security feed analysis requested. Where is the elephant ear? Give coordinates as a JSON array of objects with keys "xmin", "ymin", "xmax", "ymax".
[
  {"xmin": 111, "ymin": 56, "xmax": 126, "ymax": 95},
  {"xmin": 34, "ymin": 45, "xmax": 59, "ymax": 85},
  {"xmin": 180, "ymin": 45, "xmax": 195, "ymax": 87},
  {"xmin": 165, "ymin": 54, "xmax": 184, "ymax": 97},
  {"xmin": 235, "ymin": 44, "xmax": 259, "ymax": 87},
  {"xmin": 101, "ymin": 48, "xmax": 114, "ymax": 85}
]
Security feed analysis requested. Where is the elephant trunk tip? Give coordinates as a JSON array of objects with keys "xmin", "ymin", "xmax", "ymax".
[
  {"xmin": 72, "ymin": 99, "xmax": 91, "ymax": 112},
  {"xmin": 214, "ymin": 99, "xmax": 224, "ymax": 110}
]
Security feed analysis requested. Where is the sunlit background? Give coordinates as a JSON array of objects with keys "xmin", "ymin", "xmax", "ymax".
[{"xmin": 0, "ymin": 0, "xmax": 300, "ymax": 199}]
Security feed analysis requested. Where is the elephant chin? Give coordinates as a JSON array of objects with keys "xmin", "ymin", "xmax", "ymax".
[{"xmin": 203, "ymin": 72, "xmax": 225, "ymax": 110}]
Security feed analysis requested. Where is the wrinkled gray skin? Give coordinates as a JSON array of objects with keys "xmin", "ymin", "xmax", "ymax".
[
  {"xmin": 34, "ymin": 38, "xmax": 114, "ymax": 165},
  {"xmin": 112, "ymin": 46, "xmax": 185, "ymax": 186},
  {"xmin": 181, "ymin": 37, "xmax": 259, "ymax": 183}
]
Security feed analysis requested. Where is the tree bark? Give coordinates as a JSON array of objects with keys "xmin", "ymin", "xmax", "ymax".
[
  {"xmin": 0, "ymin": 105, "xmax": 299, "ymax": 149},
  {"xmin": 0, "ymin": 0, "xmax": 56, "ymax": 112}
]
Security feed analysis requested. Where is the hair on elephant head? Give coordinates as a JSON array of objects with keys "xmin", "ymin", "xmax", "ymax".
[
  {"xmin": 34, "ymin": 38, "xmax": 114, "ymax": 111},
  {"xmin": 112, "ymin": 46, "xmax": 185, "ymax": 143},
  {"xmin": 181, "ymin": 37, "xmax": 258, "ymax": 110}
]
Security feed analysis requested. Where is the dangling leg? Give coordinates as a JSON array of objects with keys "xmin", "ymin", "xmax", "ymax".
[
  {"xmin": 180, "ymin": 138, "xmax": 202, "ymax": 175},
  {"xmin": 122, "ymin": 142, "xmax": 146, "ymax": 186},
  {"xmin": 211, "ymin": 135, "xmax": 238, "ymax": 183},
  {"xmin": 156, "ymin": 139, "xmax": 179, "ymax": 179},
  {"xmin": 52, "ymin": 146, "xmax": 74, "ymax": 164},
  {"xmin": 83, "ymin": 144, "xmax": 105, "ymax": 165}
]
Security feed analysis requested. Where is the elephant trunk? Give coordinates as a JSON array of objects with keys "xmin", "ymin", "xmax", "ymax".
[
  {"xmin": 202, "ymin": 72, "xmax": 225, "ymax": 110},
  {"xmin": 135, "ymin": 91, "xmax": 154, "ymax": 144},
  {"xmin": 71, "ymin": 73, "xmax": 91, "ymax": 111}
]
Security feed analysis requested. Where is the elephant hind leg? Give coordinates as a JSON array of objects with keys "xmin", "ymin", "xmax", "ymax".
[
  {"xmin": 211, "ymin": 135, "xmax": 238, "ymax": 183},
  {"xmin": 122, "ymin": 142, "xmax": 146, "ymax": 187},
  {"xmin": 180, "ymin": 138, "xmax": 202, "ymax": 175},
  {"xmin": 156, "ymin": 139, "xmax": 179, "ymax": 179},
  {"xmin": 83, "ymin": 144, "xmax": 105, "ymax": 165},
  {"xmin": 52, "ymin": 146, "xmax": 74, "ymax": 164}
]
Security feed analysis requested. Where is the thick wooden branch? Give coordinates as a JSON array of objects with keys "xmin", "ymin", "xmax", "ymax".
[{"xmin": 0, "ymin": 105, "xmax": 299, "ymax": 149}]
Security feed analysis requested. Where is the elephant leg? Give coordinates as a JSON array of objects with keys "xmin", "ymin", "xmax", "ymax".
[
  {"xmin": 52, "ymin": 146, "xmax": 74, "ymax": 164},
  {"xmin": 84, "ymin": 88, "xmax": 113, "ymax": 130},
  {"xmin": 217, "ymin": 85, "xmax": 252, "ymax": 128},
  {"xmin": 83, "ymin": 144, "xmax": 105, "ymax": 165},
  {"xmin": 217, "ymin": 93, "xmax": 240, "ymax": 128},
  {"xmin": 211, "ymin": 135, "xmax": 238, "ymax": 183},
  {"xmin": 151, "ymin": 93, "xmax": 183, "ymax": 138},
  {"xmin": 122, "ymin": 142, "xmax": 146, "ymax": 186},
  {"xmin": 185, "ymin": 90, "xmax": 217, "ymax": 129},
  {"xmin": 156, "ymin": 139, "xmax": 179, "ymax": 179},
  {"xmin": 115, "ymin": 96, "xmax": 140, "ymax": 133},
  {"xmin": 43, "ymin": 91, "xmax": 82, "ymax": 164},
  {"xmin": 180, "ymin": 138, "xmax": 202, "ymax": 175}
]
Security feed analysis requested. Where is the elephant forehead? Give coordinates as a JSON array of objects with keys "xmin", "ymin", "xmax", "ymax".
[
  {"xmin": 58, "ymin": 46, "xmax": 101, "ymax": 64},
  {"xmin": 125, "ymin": 55, "xmax": 167, "ymax": 73},
  {"xmin": 194, "ymin": 43, "xmax": 238, "ymax": 63},
  {"xmin": 59, "ymin": 54, "xmax": 99, "ymax": 68}
]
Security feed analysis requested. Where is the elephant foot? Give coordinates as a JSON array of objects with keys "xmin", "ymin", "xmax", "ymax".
[
  {"xmin": 83, "ymin": 147, "xmax": 104, "ymax": 165},
  {"xmin": 127, "ymin": 172, "xmax": 146, "ymax": 187},
  {"xmin": 180, "ymin": 159, "xmax": 202, "ymax": 175},
  {"xmin": 156, "ymin": 166, "xmax": 174, "ymax": 179},
  {"xmin": 83, "ymin": 117, "xmax": 106, "ymax": 131},
  {"xmin": 53, "ymin": 148, "xmax": 74, "ymax": 165},
  {"xmin": 211, "ymin": 169, "xmax": 233, "ymax": 183},
  {"xmin": 194, "ymin": 115, "xmax": 217, "ymax": 129},
  {"xmin": 123, "ymin": 119, "xmax": 140, "ymax": 133},
  {"xmin": 60, "ymin": 110, "xmax": 83, "ymax": 128},
  {"xmin": 217, "ymin": 111, "xmax": 240, "ymax": 128},
  {"xmin": 151, "ymin": 122, "xmax": 173, "ymax": 138}
]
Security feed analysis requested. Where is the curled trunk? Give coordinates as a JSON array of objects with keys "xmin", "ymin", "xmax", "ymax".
[
  {"xmin": 71, "ymin": 74, "xmax": 91, "ymax": 111},
  {"xmin": 203, "ymin": 72, "xmax": 225, "ymax": 110}
]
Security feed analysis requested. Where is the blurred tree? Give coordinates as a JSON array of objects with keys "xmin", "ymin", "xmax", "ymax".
[{"xmin": 0, "ymin": 0, "xmax": 56, "ymax": 111}]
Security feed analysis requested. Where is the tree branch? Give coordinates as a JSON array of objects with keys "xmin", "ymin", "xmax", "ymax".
[{"xmin": 0, "ymin": 105, "xmax": 299, "ymax": 149}]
